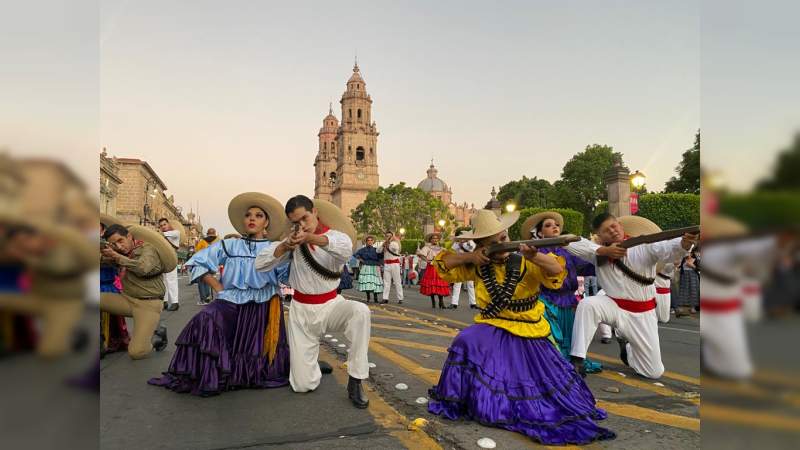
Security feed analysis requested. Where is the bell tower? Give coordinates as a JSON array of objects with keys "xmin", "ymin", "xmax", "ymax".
[
  {"xmin": 331, "ymin": 62, "xmax": 379, "ymax": 218},
  {"xmin": 313, "ymin": 103, "xmax": 339, "ymax": 201}
]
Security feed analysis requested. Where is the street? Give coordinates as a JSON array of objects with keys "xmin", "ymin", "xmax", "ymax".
[{"xmin": 100, "ymin": 276, "xmax": 706, "ymax": 449}]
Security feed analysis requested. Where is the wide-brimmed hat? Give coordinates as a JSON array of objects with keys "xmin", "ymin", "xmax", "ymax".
[
  {"xmin": 228, "ymin": 192, "xmax": 289, "ymax": 240},
  {"xmin": 521, "ymin": 211, "xmax": 565, "ymax": 240},
  {"xmin": 454, "ymin": 228, "xmax": 473, "ymax": 241},
  {"xmin": 425, "ymin": 232, "xmax": 442, "ymax": 243},
  {"xmin": 100, "ymin": 213, "xmax": 123, "ymax": 228},
  {"xmin": 618, "ymin": 215, "xmax": 661, "ymax": 238},
  {"xmin": 455, "ymin": 209, "xmax": 520, "ymax": 240},
  {"xmin": 702, "ymin": 215, "xmax": 747, "ymax": 241},
  {"xmin": 313, "ymin": 199, "xmax": 357, "ymax": 249},
  {"xmin": 224, "ymin": 233, "xmax": 242, "ymax": 240},
  {"xmin": 167, "ymin": 219, "xmax": 187, "ymax": 246},
  {"xmin": 125, "ymin": 224, "xmax": 178, "ymax": 273}
]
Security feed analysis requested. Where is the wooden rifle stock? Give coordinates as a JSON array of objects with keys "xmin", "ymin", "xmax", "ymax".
[
  {"xmin": 484, "ymin": 234, "xmax": 581, "ymax": 256},
  {"xmin": 618, "ymin": 225, "xmax": 700, "ymax": 249}
]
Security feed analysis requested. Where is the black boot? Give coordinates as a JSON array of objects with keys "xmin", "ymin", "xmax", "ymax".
[
  {"xmin": 319, "ymin": 360, "xmax": 333, "ymax": 375},
  {"xmin": 570, "ymin": 355, "xmax": 587, "ymax": 378},
  {"xmin": 431, "ymin": 297, "xmax": 436, "ymax": 309},
  {"xmin": 347, "ymin": 376, "xmax": 369, "ymax": 408},
  {"xmin": 438, "ymin": 297, "xmax": 445, "ymax": 309},
  {"xmin": 617, "ymin": 338, "xmax": 629, "ymax": 367},
  {"xmin": 152, "ymin": 326, "xmax": 168, "ymax": 352}
]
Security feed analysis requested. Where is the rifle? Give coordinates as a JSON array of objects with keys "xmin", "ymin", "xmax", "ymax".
[
  {"xmin": 596, "ymin": 225, "xmax": 700, "ymax": 265},
  {"xmin": 484, "ymin": 234, "xmax": 581, "ymax": 256}
]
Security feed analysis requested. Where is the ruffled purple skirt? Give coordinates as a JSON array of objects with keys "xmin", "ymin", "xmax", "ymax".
[
  {"xmin": 148, "ymin": 299, "xmax": 289, "ymax": 396},
  {"xmin": 428, "ymin": 324, "xmax": 615, "ymax": 445}
]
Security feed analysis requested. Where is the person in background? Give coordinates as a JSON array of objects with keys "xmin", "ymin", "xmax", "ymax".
[
  {"xmin": 158, "ymin": 218, "xmax": 181, "ymax": 312},
  {"xmin": 194, "ymin": 228, "xmax": 220, "ymax": 305}
]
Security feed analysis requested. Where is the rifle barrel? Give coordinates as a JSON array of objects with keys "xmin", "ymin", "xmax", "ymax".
[
  {"xmin": 485, "ymin": 234, "xmax": 581, "ymax": 255},
  {"xmin": 619, "ymin": 225, "xmax": 700, "ymax": 249}
]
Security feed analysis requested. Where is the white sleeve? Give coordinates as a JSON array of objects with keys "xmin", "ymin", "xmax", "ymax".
[
  {"xmin": 566, "ymin": 238, "xmax": 599, "ymax": 264},
  {"xmin": 321, "ymin": 230, "xmax": 354, "ymax": 262},
  {"xmin": 254, "ymin": 239, "xmax": 290, "ymax": 272},
  {"xmin": 639, "ymin": 237, "xmax": 687, "ymax": 267}
]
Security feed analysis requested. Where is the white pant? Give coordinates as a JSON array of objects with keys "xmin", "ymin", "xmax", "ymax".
[
  {"xmin": 451, "ymin": 281, "xmax": 475, "ymax": 306},
  {"xmin": 287, "ymin": 295, "xmax": 371, "ymax": 392},
  {"xmin": 163, "ymin": 268, "xmax": 179, "ymax": 305},
  {"xmin": 656, "ymin": 293, "xmax": 671, "ymax": 323},
  {"xmin": 382, "ymin": 263, "xmax": 404, "ymax": 301},
  {"xmin": 572, "ymin": 294, "xmax": 664, "ymax": 379},
  {"xmin": 701, "ymin": 310, "xmax": 752, "ymax": 379},
  {"xmin": 598, "ymin": 323, "xmax": 613, "ymax": 339}
]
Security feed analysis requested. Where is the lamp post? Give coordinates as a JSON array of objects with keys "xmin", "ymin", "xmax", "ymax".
[
  {"xmin": 505, "ymin": 203, "xmax": 516, "ymax": 213},
  {"xmin": 631, "ymin": 170, "xmax": 646, "ymax": 192}
]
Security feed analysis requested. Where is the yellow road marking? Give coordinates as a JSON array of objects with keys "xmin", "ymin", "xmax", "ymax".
[
  {"xmin": 372, "ymin": 337, "xmax": 450, "ymax": 354},
  {"xmin": 752, "ymin": 369, "xmax": 800, "ymax": 390},
  {"xmin": 372, "ymin": 323, "xmax": 455, "ymax": 337},
  {"xmin": 370, "ymin": 306, "xmax": 457, "ymax": 334},
  {"xmin": 702, "ymin": 378, "xmax": 800, "ymax": 408},
  {"xmin": 368, "ymin": 338, "xmax": 699, "ymax": 433},
  {"xmin": 597, "ymin": 400, "xmax": 700, "ymax": 431},
  {"xmin": 702, "ymin": 403, "xmax": 800, "ymax": 432},
  {"xmin": 318, "ymin": 349, "xmax": 442, "ymax": 449},
  {"xmin": 376, "ymin": 303, "xmax": 471, "ymax": 327},
  {"xmin": 586, "ymin": 352, "xmax": 701, "ymax": 386},
  {"xmin": 595, "ymin": 371, "xmax": 700, "ymax": 405}
]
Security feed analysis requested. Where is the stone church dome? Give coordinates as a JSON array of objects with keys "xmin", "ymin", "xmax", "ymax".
[{"xmin": 417, "ymin": 162, "xmax": 448, "ymax": 193}]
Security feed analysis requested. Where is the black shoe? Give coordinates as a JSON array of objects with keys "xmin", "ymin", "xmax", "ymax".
[
  {"xmin": 152, "ymin": 326, "xmax": 168, "ymax": 352},
  {"xmin": 380, "ymin": 300, "xmax": 388, "ymax": 304},
  {"xmin": 71, "ymin": 328, "xmax": 89, "ymax": 352},
  {"xmin": 570, "ymin": 356, "xmax": 587, "ymax": 378},
  {"xmin": 448, "ymin": 304, "xmax": 458, "ymax": 309},
  {"xmin": 617, "ymin": 338, "xmax": 629, "ymax": 367},
  {"xmin": 347, "ymin": 376, "xmax": 369, "ymax": 409},
  {"xmin": 163, "ymin": 302, "xmax": 168, "ymax": 311},
  {"xmin": 600, "ymin": 338, "xmax": 612, "ymax": 344},
  {"xmin": 470, "ymin": 304, "xmax": 478, "ymax": 309},
  {"xmin": 398, "ymin": 300, "xmax": 403, "ymax": 304},
  {"xmin": 319, "ymin": 360, "xmax": 333, "ymax": 375},
  {"xmin": 166, "ymin": 303, "xmax": 179, "ymax": 312},
  {"xmin": 438, "ymin": 298, "xmax": 445, "ymax": 309}
]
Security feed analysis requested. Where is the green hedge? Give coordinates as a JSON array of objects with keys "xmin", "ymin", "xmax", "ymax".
[
  {"xmin": 595, "ymin": 194, "xmax": 699, "ymax": 230},
  {"xmin": 401, "ymin": 239, "xmax": 423, "ymax": 254},
  {"xmin": 720, "ymin": 191, "xmax": 800, "ymax": 229},
  {"xmin": 509, "ymin": 207, "xmax": 585, "ymax": 240}
]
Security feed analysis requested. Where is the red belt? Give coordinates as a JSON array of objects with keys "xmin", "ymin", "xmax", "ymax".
[
  {"xmin": 700, "ymin": 298, "xmax": 741, "ymax": 312},
  {"xmin": 610, "ymin": 297, "xmax": 656, "ymax": 313},
  {"xmin": 293, "ymin": 289, "xmax": 338, "ymax": 304},
  {"xmin": 656, "ymin": 287, "xmax": 671, "ymax": 294},
  {"xmin": 742, "ymin": 285, "xmax": 761, "ymax": 295},
  {"xmin": 384, "ymin": 259, "xmax": 400, "ymax": 264}
]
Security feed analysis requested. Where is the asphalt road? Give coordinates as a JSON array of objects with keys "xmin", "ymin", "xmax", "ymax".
[{"xmin": 99, "ymin": 276, "xmax": 706, "ymax": 449}]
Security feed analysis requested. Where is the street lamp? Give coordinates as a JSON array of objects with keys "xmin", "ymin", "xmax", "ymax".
[
  {"xmin": 631, "ymin": 170, "xmax": 646, "ymax": 190},
  {"xmin": 399, "ymin": 227, "xmax": 406, "ymax": 236},
  {"xmin": 438, "ymin": 219, "xmax": 446, "ymax": 228},
  {"xmin": 505, "ymin": 203, "xmax": 516, "ymax": 213}
]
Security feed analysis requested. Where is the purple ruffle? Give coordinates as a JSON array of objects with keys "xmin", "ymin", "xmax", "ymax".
[
  {"xmin": 148, "ymin": 300, "xmax": 289, "ymax": 396},
  {"xmin": 428, "ymin": 324, "xmax": 615, "ymax": 445}
]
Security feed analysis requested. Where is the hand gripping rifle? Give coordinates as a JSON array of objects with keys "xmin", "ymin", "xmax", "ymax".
[
  {"xmin": 484, "ymin": 234, "xmax": 582, "ymax": 256},
  {"xmin": 596, "ymin": 225, "xmax": 700, "ymax": 265}
]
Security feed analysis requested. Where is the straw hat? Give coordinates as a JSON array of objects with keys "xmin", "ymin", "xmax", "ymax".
[
  {"xmin": 224, "ymin": 233, "xmax": 242, "ymax": 240},
  {"xmin": 521, "ymin": 211, "xmax": 565, "ymax": 240},
  {"xmin": 227, "ymin": 192, "xmax": 289, "ymax": 240},
  {"xmin": 127, "ymin": 224, "xmax": 178, "ymax": 273},
  {"xmin": 701, "ymin": 215, "xmax": 747, "ymax": 241},
  {"xmin": 618, "ymin": 215, "xmax": 661, "ymax": 238},
  {"xmin": 455, "ymin": 209, "xmax": 520, "ymax": 240},
  {"xmin": 100, "ymin": 213, "xmax": 122, "ymax": 228},
  {"xmin": 313, "ymin": 199, "xmax": 357, "ymax": 249},
  {"xmin": 168, "ymin": 219, "xmax": 187, "ymax": 246},
  {"xmin": 425, "ymin": 232, "xmax": 442, "ymax": 243}
]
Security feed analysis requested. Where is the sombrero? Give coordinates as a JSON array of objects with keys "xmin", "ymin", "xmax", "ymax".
[
  {"xmin": 46, "ymin": 223, "xmax": 100, "ymax": 271},
  {"xmin": 455, "ymin": 209, "xmax": 520, "ymax": 240},
  {"xmin": 618, "ymin": 215, "xmax": 661, "ymax": 238},
  {"xmin": 701, "ymin": 215, "xmax": 747, "ymax": 241},
  {"xmin": 127, "ymin": 224, "xmax": 178, "ymax": 273},
  {"xmin": 228, "ymin": 192, "xmax": 289, "ymax": 240},
  {"xmin": 521, "ymin": 211, "xmax": 564, "ymax": 240},
  {"xmin": 425, "ymin": 232, "xmax": 442, "ymax": 243},
  {"xmin": 313, "ymin": 199, "xmax": 357, "ymax": 249},
  {"xmin": 168, "ymin": 219, "xmax": 187, "ymax": 246},
  {"xmin": 100, "ymin": 213, "xmax": 123, "ymax": 228},
  {"xmin": 224, "ymin": 233, "xmax": 242, "ymax": 240}
]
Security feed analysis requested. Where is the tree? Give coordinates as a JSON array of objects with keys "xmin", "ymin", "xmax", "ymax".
[
  {"xmin": 350, "ymin": 183, "xmax": 448, "ymax": 239},
  {"xmin": 756, "ymin": 132, "xmax": 800, "ymax": 191},
  {"xmin": 496, "ymin": 176, "xmax": 556, "ymax": 209},
  {"xmin": 664, "ymin": 131, "xmax": 700, "ymax": 194},
  {"xmin": 552, "ymin": 144, "xmax": 623, "ymax": 231}
]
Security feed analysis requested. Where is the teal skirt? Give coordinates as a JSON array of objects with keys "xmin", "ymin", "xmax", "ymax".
[
  {"xmin": 357, "ymin": 265, "xmax": 384, "ymax": 293},
  {"xmin": 542, "ymin": 298, "xmax": 602, "ymax": 374}
]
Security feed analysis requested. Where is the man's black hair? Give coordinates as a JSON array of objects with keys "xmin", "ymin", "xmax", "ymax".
[
  {"xmin": 285, "ymin": 195, "xmax": 314, "ymax": 216},
  {"xmin": 592, "ymin": 212, "xmax": 616, "ymax": 231},
  {"xmin": 158, "ymin": 217, "xmax": 169, "ymax": 224},
  {"xmin": 103, "ymin": 224, "xmax": 129, "ymax": 240}
]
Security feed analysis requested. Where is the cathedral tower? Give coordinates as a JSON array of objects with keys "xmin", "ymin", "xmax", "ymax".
[{"xmin": 313, "ymin": 103, "xmax": 339, "ymax": 201}]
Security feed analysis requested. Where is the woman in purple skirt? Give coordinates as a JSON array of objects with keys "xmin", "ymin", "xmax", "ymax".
[
  {"xmin": 427, "ymin": 210, "xmax": 615, "ymax": 445},
  {"xmin": 148, "ymin": 192, "xmax": 292, "ymax": 396}
]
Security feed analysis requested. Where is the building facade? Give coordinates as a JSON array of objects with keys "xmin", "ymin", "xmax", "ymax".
[
  {"xmin": 100, "ymin": 148, "xmax": 123, "ymax": 215},
  {"xmin": 314, "ymin": 63, "xmax": 380, "ymax": 218},
  {"xmin": 113, "ymin": 156, "xmax": 185, "ymax": 227},
  {"xmin": 417, "ymin": 161, "xmax": 477, "ymax": 230}
]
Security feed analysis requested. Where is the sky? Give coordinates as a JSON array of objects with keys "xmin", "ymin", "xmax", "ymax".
[{"xmin": 3, "ymin": 2, "xmax": 796, "ymax": 237}]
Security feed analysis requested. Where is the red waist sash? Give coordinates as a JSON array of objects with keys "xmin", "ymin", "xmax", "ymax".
[
  {"xmin": 384, "ymin": 259, "xmax": 400, "ymax": 264},
  {"xmin": 700, "ymin": 298, "xmax": 742, "ymax": 312},
  {"xmin": 293, "ymin": 289, "xmax": 338, "ymax": 304},
  {"xmin": 610, "ymin": 297, "xmax": 657, "ymax": 313},
  {"xmin": 656, "ymin": 287, "xmax": 671, "ymax": 294}
]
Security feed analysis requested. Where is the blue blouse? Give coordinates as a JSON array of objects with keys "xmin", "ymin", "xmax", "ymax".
[
  {"xmin": 354, "ymin": 246, "xmax": 382, "ymax": 266},
  {"xmin": 187, "ymin": 238, "xmax": 288, "ymax": 304},
  {"xmin": 539, "ymin": 247, "xmax": 595, "ymax": 308},
  {"xmin": 0, "ymin": 265, "xmax": 24, "ymax": 293}
]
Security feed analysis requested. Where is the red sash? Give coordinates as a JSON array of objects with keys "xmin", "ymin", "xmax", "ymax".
[
  {"xmin": 700, "ymin": 298, "xmax": 742, "ymax": 312},
  {"xmin": 656, "ymin": 287, "xmax": 671, "ymax": 294},
  {"xmin": 384, "ymin": 259, "xmax": 400, "ymax": 264},
  {"xmin": 610, "ymin": 296, "xmax": 657, "ymax": 313},
  {"xmin": 293, "ymin": 289, "xmax": 338, "ymax": 304}
]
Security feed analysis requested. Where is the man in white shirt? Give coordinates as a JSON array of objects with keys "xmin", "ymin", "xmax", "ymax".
[
  {"xmin": 449, "ymin": 238, "xmax": 477, "ymax": 309},
  {"xmin": 379, "ymin": 231, "xmax": 404, "ymax": 304},
  {"xmin": 567, "ymin": 213, "xmax": 696, "ymax": 379},
  {"xmin": 158, "ymin": 218, "xmax": 181, "ymax": 312},
  {"xmin": 255, "ymin": 195, "xmax": 370, "ymax": 408}
]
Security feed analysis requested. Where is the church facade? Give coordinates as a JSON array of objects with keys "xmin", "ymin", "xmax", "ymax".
[{"xmin": 313, "ymin": 63, "xmax": 379, "ymax": 218}]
